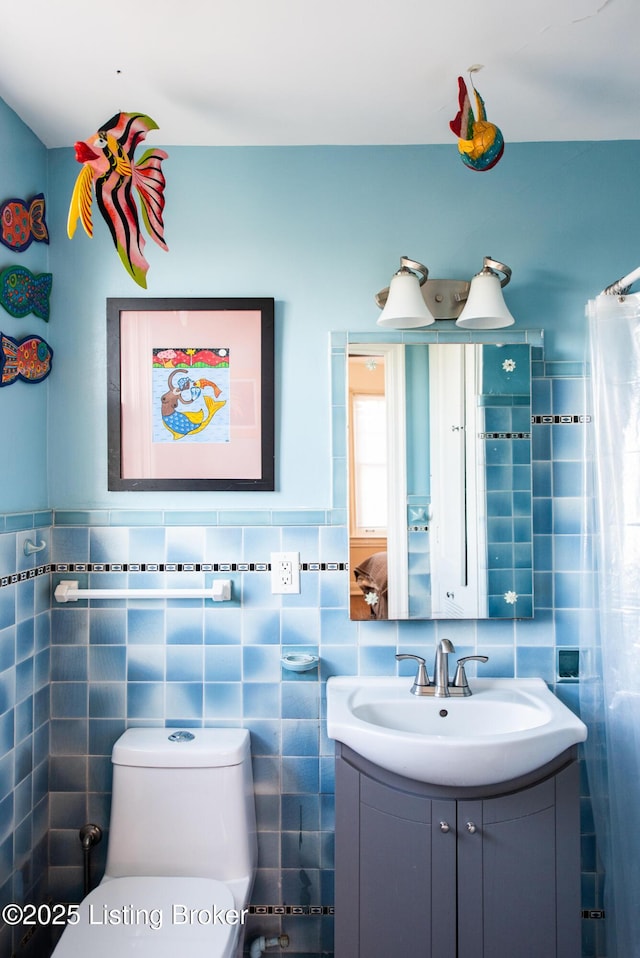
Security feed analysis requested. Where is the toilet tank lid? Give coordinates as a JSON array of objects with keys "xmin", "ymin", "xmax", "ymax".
[{"xmin": 112, "ymin": 728, "xmax": 250, "ymax": 768}]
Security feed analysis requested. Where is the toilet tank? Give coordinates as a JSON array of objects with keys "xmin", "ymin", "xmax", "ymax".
[{"xmin": 104, "ymin": 728, "xmax": 257, "ymax": 881}]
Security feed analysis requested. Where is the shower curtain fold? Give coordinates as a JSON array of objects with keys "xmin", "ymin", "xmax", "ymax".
[{"xmin": 582, "ymin": 291, "xmax": 640, "ymax": 958}]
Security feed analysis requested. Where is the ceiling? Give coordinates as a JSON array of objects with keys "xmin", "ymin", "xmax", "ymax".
[{"xmin": 2, "ymin": 0, "xmax": 638, "ymax": 149}]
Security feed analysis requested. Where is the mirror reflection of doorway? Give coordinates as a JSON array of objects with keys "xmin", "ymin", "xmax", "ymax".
[{"xmin": 348, "ymin": 354, "xmax": 388, "ymax": 619}]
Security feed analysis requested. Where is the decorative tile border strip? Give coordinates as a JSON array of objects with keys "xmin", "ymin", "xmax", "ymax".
[
  {"xmin": 532, "ymin": 415, "xmax": 591, "ymax": 424},
  {"xmin": 2, "ymin": 561, "xmax": 349, "ymax": 591},
  {"xmin": 52, "ymin": 562, "xmax": 347, "ymax": 574},
  {"xmin": 249, "ymin": 905, "xmax": 334, "ymax": 916},
  {"xmin": 480, "ymin": 431, "xmax": 531, "ymax": 439},
  {"xmin": 0, "ymin": 564, "xmax": 51, "ymax": 588}
]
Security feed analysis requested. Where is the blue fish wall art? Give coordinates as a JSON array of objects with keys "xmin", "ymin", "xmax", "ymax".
[{"xmin": 0, "ymin": 265, "xmax": 52, "ymax": 321}]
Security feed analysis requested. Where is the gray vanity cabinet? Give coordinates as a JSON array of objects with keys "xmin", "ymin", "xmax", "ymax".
[{"xmin": 334, "ymin": 743, "xmax": 581, "ymax": 958}]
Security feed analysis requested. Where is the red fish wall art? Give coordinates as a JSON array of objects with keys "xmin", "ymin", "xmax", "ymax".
[
  {"xmin": 0, "ymin": 332, "xmax": 53, "ymax": 387},
  {"xmin": 67, "ymin": 111, "xmax": 168, "ymax": 288}
]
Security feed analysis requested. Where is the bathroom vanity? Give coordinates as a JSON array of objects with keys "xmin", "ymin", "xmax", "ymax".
[{"xmin": 334, "ymin": 742, "xmax": 581, "ymax": 958}]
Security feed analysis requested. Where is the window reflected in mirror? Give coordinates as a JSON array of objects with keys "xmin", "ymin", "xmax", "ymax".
[{"xmin": 348, "ymin": 354, "xmax": 388, "ymax": 619}]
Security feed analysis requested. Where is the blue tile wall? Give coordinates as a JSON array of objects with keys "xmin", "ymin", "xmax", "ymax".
[
  {"xmin": 0, "ymin": 355, "xmax": 602, "ymax": 958},
  {"xmin": 0, "ymin": 516, "xmax": 52, "ymax": 958}
]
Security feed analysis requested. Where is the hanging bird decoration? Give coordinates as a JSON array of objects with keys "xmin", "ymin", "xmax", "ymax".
[
  {"xmin": 67, "ymin": 111, "xmax": 168, "ymax": 287},
  {"xmin": 449, "ymin": 69, "xmax": 504, "ymax": 172}
]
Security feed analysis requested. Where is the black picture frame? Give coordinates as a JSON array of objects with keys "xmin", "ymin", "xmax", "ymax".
[{"xmin": 106, "ymin": 297, "xmax": 275, "ymax": 491}]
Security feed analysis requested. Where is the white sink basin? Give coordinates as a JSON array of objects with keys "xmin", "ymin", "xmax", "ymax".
[{"xmin": 326, "ymin": 676, "xmax": 587, "ymax": 787}]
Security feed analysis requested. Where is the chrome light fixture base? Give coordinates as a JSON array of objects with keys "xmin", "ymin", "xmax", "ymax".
[{"xmin": 375, "ymin": 255, "xmax": 514, "ymax": 328}]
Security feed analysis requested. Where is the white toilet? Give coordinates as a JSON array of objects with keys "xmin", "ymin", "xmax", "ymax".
[{"xmin": 52, "ymin": 727, "xmax": 257, "ymax": 958}]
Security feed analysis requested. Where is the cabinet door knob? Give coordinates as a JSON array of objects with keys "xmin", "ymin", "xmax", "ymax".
[
  {"xmin": 466, "ymin": 821, "xmax": 477, "ymax": 834},
  {"xmin": 439, "ymin": 821, "xmax": 451, "ymax": 833}
]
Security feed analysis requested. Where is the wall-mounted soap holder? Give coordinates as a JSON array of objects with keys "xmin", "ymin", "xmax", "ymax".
[{"xmin": 281, "ymin": 652, "xmax": 319, "ymax": 673}]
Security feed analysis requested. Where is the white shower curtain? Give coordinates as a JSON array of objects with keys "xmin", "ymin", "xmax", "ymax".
[{"xmin": 582, "ymin": 291, "xmax": 640, "ymax": 958}]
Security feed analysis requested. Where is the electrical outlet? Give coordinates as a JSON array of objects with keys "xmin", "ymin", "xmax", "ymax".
[{"xmin": 271, "ymin": 551, "xmax": 300, "ymax": 594}]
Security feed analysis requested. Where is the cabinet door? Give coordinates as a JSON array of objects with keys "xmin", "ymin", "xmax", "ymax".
[
  {"xmin": 359, "ymin": 779, "xmax": 457, "ymax": 958},
  {"xmin": 457, "ymin": 779, "xmax": 558, "ymax": 958},
  {"xmin": 334, "ymin": 754, "xmax": 457, "ymax": 958}
]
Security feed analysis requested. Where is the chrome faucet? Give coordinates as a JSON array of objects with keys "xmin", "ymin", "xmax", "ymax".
[
  {"xmin": 433, "ymin": 639, "xmax": 455, "ymax": 697},
  {"xmin": 396, "ymin": 644, "xmax": 489, "ymax": 697}
]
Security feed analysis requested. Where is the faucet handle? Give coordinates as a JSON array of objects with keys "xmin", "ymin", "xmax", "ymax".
[
  {"xmin": 396, "ymin": 653, "xmax": 431, "ymax": 694},
  {"xmin": 452, "ymin": 655, "xmax": 489, "ymax": 693}
]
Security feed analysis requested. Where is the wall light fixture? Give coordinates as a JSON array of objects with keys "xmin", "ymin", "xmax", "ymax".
[{"xmin": 375, "ymin": 255, "xmax": 515, "ymax": 329}]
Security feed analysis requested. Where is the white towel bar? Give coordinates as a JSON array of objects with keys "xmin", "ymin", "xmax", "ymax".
[{"xmin": 54, "ymin": 579, "xmax": 232, "ymax": 603}]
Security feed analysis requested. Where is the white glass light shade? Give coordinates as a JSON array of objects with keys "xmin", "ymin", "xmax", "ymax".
[
  {"xmin": 377, "ymin": 270, "xmax": 435, "ymax": 328},
  {"xmin": 456, "ymin": 268, "xmax": 515, "ymax": 329}
]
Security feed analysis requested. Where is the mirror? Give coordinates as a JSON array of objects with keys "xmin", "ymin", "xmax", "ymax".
[{"xmin": 345, "ymin": 337, "xmax": 534, "ymax": 620}]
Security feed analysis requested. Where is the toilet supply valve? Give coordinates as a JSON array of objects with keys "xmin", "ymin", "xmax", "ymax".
[
  {"xmin": 249, "ymin": 934, "xmax": 290, "ymax": 957},
  {"xmin": 79, "ymin": 823, "xmax": 102, "ymax": 850}
]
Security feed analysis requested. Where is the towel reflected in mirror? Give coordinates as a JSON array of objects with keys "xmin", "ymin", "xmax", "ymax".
[{"xmin": 353, "ymin": 552, "xmax": 388, "ymax": 619}]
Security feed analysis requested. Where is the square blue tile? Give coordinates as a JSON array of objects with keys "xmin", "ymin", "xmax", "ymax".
[
  {"xmin": 281, "ymin": 757, "xmax": 319, "ymax": 794},
  {"xmin": 166, "ymin": 607, "xmax": 204, "ymax": 645},
  {"xmin": 165, "ymin": 682, "xmax": 203, "ymax": 719},
  {"xmin": 127, "ymin": 608, "xmax": 166, "ymax": 645},
  {"xmin": 128, "ymin": 526, "xmax": 166, "ymax": 561},
  {"xmin": 282, "ymin": 720, "xmax": 319, "ymax": 757},
  {"xmin": 243, "ymin": 682, "xmax": 280, "ymax": 719},
  {"xmin": 204, "ymin": 607, "xmax": 242, "ymax": 645},
  {"xmin": 242, "ymin": 609, "xmax": 280, "ymax": 645},
  {"xmin": 203, "ymin": 682, "xmax": 242, "ymax": 719},
  {"xmin": 89, "ymin": 646, "xmax": 126, "ymax": 682},
  {"xmin": 51, "ymin": 682, "xmax": 86, "ymax": 718},
  {"xmin": 242, "ymin": 645, "xmax": 281, "ymax": 682},
  {"xmin": 89, "ymin": 718, "xmax": 126, "ymax": 756},
  {"xmin": 166, "ymin": 645, "xmax": 203, "ymax": 682},
  {"xmin": 128, "ymin": 646, "xmax": 165, "ymax": 682},
  {"xmin": 89, "ymin": 683, "xmax": 126, "ymax": 718},
  {"xmin": 516, "ymin": 646, "xmax": 555, "ymax": 681},
  {"xmin": 89, "ymin": 527, "xmax": 129, "ymax": 564},
  {"xmin": 204, "ymin": 526, "xmax": 243, "ymax": 562},
  {"xmin": 166, "ymin": 526, "xmax": 205, "ymax": 563},
  {"xmin": 127, "ymin": 683, "xmax": 165, "ymax": 719},
  {"xmin": 90, "ymin": 609, "xmax": 127, "ymax": 645},
  {"xmin": 281, "ymin": 682, "xmax": 319, "ymax": 720},
  {"xmin": 553, "ymin": 461, "xmax": 584, "ymax": 498},
  {"xmin": 281, "ymin": 608, "xmax": 320, "ymax": 647},
  {"xmin": 204, "ymin": 645, "xmax": 242, "ymax": 682}
]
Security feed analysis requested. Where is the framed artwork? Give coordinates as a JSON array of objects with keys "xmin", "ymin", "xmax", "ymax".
[{"xmin": 107, "ymin": 297, "xmax": 275, "ymax": 491}]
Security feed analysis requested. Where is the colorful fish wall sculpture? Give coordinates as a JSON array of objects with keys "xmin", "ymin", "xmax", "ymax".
[
  {"xmin": 0, "ymin": 194, "xmax": 49, "ymax": 251},
  {"xmin": 67, "ymin": 111, "xmax": 168, "ymax": 288},
  {"xmin": 0, "ymin": 332, "xmax": 53, "ymax": 386},
  {"xmin": 449, "ymin": 75, "xmax": 504, "ymax": 172},
  {"xmin": 0, "ymin": 265, "xmax": 52, "ymax": 321}
]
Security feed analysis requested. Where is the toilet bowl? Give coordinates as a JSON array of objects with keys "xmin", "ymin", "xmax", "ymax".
[
  {"xmin": 52, "ymin": 877, "xmax": 242, "ymax": 957},
  {"xmin": 52, "ymin": 727, "xmax": 257, "ymax": 958}
]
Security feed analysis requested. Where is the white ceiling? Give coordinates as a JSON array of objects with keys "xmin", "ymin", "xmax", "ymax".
[{"xmin": 2, "ymin": 0, "xmax": 639, "ymax": 149}]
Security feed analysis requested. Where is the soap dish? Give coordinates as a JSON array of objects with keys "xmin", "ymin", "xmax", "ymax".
[{"xmin": 281, "ymin": 653, "xmax": 319, "ymax": 673}]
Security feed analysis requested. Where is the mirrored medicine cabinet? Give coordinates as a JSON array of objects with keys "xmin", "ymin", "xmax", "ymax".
[{"xmin": 331, "ymin": 330, "xmax": 543, "ymax": 621}]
